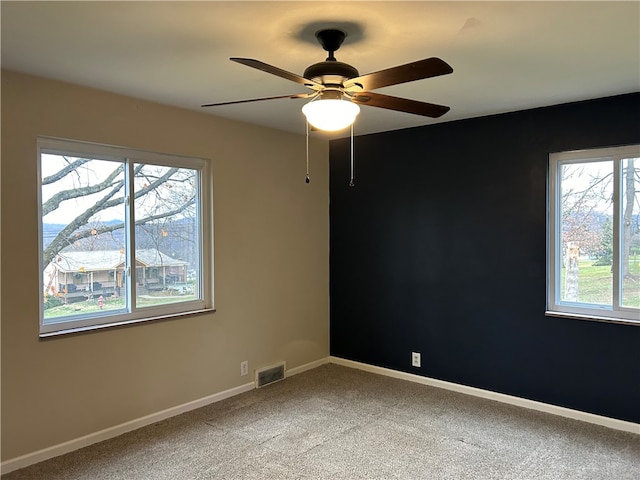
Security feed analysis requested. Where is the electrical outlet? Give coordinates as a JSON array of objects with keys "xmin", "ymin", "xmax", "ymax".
[
  {"xmin": 241, "ymin": 360, "xmax": 249, "ymax": 376},
  {"xmin": 411, "ymin": 352, "xmax": 421, "ymax": 368}
]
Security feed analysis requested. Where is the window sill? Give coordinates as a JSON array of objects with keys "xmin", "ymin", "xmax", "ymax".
[
  {"xmin": 39, "ymin": 308, "xmax": 216, "ymax": 339},
  {"xmin": 545, "ymin": 310, "xmax": 639, "ymax": 327}
]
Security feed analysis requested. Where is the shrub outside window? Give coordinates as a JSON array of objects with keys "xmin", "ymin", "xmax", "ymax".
[
  {"xmin": 38, "ymin": 137, "xmax": 213, "ymax": 336},
  {"xmin": 547, "ymin": 144, "xmax": 639, "ymax": 325}
]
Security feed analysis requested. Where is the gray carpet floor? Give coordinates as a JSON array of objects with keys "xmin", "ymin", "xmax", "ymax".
[{"xmin": 3, "ymin": 364, "xmax": 639, "ymax": 479}]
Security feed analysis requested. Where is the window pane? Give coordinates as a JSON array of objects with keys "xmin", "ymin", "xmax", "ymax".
[
  {"xmin": 559, "ymin": 160, "xmax": 614, "ymax": 306},
  {"xmin": 42, "ymin": 155, "xmax": 127, "ymax": 323},
  {"xmin": 620, "ymin": 157, "xmax": 639, "ymax": 308},
  {"xmin": 133, "ymin": 163, "xmax": 200, "ymax": 308}
]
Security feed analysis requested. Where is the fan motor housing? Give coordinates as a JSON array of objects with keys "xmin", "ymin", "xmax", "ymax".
[{"xmin": 303, "ymin": 61, "xmax": 359, "ymax": 85}]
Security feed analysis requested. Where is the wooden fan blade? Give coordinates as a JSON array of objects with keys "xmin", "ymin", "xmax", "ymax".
[
  {"xmin": 201, "ymin": 93, "xmax": 313, "ymax": 108},
  {"xmin": 231, "ymin": 58, "xmax": 322, "ymax": 89},
  {"xmin": 349, "ymin": 92, "xmax": 450, "ymax": 118},
  {"xmin": 344, "ymin": 58, "xmax": 453, "ymax": 91}
]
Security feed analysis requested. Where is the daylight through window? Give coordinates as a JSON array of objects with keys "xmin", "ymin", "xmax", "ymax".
[
  {"xmin": 38, "ymin": 137, "xmax": 212, "ymax": 336},
  {"xmin": 547, "ymin": 145, "xmax": 639, "ymax": 324}
]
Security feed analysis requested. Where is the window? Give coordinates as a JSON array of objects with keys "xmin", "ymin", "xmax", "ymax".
[
  {"xmin": 38, "ymin": 137, "xmax": 213, "ymax": 336},
  {"xmin": 547, "ymin": 145, "xmax": 639, "ymax": 324}
]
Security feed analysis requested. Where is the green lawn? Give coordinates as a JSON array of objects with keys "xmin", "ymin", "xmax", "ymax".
[
  {"xmin": 561, "ymin": 258, "xmax": 640, "ymax": 307},
  {"xmin": 44, "ymin": 292, "xmax": 196, "ymax": 319}
]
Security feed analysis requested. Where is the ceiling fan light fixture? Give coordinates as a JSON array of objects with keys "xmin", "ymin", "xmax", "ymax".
[{"xmin": 302, "ymin": 97, "xmax": 360, "ymax": 132}]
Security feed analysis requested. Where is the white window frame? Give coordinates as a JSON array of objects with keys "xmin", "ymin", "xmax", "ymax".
[
  {"xmin": 547, "ymin": 144, "xmax": 640, "ymax": 325},
  {"xmin": 38, "ymin": 137, "xmax": 214, "ymax": 336}
]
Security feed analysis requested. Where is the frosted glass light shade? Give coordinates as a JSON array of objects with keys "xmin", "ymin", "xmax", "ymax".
[{"xmin": 302, "ymin": 99, "xmax": 360, "ymax": 132}]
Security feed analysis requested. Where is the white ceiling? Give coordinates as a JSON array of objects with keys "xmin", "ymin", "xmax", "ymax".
[{"xmin": 2, "ymin": 1, "xmax": 639, "ymax": 137}]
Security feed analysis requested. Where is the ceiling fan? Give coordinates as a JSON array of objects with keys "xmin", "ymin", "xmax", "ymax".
[{"xmin": 202, "ymin": 29, "xmax": 453, "ymax": 132}]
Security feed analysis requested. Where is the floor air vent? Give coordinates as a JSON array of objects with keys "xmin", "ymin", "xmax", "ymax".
[{"xmin": 255, "ymin": 362, "xmax": 286, "ymax": 388}]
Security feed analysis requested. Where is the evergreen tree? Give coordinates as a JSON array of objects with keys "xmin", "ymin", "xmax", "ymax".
[{"xmin": 593, "ymin": 217, "xmax": 613, "ymax": 266}]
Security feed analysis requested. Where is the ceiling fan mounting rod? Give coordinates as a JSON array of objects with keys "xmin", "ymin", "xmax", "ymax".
[{"xmin": 315, "ymin": 29, "xmax": 347, "ymax": 61}]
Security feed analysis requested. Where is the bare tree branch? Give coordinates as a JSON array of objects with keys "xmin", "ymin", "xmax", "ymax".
[
  {"xmin": 42, "ymin": 157, "xmax": 92, "ymax": 186},
  {"xmin": 42, "ymin": 165, "xmax": 124, "ymax": 216},
  {"xmin": 64, "ymin": 196, "xmax": 195, "ymax": 247}
]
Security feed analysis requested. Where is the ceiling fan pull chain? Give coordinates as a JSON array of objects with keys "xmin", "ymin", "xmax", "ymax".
[
  {"xmin": 349, "ymin": 123, "xmax": 355, "ymax": 187},
  {"xmin": 305, "ymin": 121, "xmax": 310, "ymax": 183}
]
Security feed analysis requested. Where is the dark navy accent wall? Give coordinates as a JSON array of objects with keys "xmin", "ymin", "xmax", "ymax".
[{"xmin": 329, "ymin": 93, "xmax": 640, "ymax": 423}]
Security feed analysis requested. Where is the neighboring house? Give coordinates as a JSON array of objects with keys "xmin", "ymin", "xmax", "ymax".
[{"xmin": 44, "ymin": 249, "xmax": 189, "ymax": 300}]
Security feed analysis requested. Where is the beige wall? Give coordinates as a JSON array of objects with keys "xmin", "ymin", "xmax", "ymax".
[{"xmin": 0, "ymin": 70, "xmax": 330, "ymax": 461}]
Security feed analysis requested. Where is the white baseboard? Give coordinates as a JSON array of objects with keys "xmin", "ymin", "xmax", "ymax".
[
  {"xmin": 287, "ymin": 356, "xmax": 329, "ymax": 377},
  {"xmin": 329, "ymin": 356, "xmax": 640, "ymax": 435},
  {"xmin": 1, "ymin": 357, "xmax": 328, "ymax": 475}
]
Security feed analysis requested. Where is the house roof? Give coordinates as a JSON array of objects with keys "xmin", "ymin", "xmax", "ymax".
[{"xmin": 51, "ymin": 249, "xmax": 188, "ymax": 273}]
